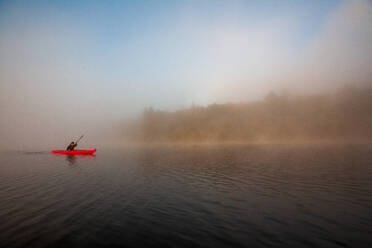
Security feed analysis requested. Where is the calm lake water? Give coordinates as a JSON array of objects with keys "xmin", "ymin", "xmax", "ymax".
[{"xmin": 0, "ymin": 144, "xmax": 371, "ymax": 248}]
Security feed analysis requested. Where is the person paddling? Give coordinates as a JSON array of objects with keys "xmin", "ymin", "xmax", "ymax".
[
  {"xmin": 66, "ymin": 135, "xmax": 84, "ymax": 151},
  {"xmin": 66, "ymin": 141, "xmax": 77, "ymax": 151}
]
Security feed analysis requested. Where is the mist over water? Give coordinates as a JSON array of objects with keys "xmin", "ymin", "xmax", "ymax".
[
  {"xmin": 124, "ymin": 86, "xmax": 372, "ymax": 143},
  {"xmin": 1, "ymin": 0, "xmax": 372, "ymax": 149}
]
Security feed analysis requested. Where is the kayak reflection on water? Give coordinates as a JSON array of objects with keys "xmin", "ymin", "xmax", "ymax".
[
  {"xmin": 65, "ymin": 154, "xmax": 96, "ymax": 166},
  {"xmin": 66, "ymin": 155, "xmax": 76, "ymax": 165}
]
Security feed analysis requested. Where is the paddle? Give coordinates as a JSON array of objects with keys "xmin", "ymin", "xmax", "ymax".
[{"xmin": 75, "ymin": 135, "xmax": 84, "ymax": 144}]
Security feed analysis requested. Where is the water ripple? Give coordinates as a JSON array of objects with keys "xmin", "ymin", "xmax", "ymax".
[{"xmin": 0, "ymin": 145, "xmax": 371, "ymax": 248}]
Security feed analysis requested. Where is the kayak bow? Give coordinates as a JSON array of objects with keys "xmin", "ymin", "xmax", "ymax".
[{"xmin": 52, "ymin": 149, "xmax": 96, "ymax": 155}]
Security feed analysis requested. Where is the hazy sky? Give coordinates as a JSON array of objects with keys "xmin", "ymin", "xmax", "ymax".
[{"xmin": 0, "ymin": 0, "xmax": 371, "ymax": 149}]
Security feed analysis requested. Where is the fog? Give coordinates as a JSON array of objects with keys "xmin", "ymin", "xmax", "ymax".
[
  {"xmin": 127, "ymin": 86, "xmax": 372, "ymax": 143},
  {"xmin": 0, "ymin": 0, "xmax": 371, "ymax": 149}
]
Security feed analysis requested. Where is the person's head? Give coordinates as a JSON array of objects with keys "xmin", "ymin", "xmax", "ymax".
[{"xmin": 71, "ymin": 142, "xmax": 75, "ymax": 144}]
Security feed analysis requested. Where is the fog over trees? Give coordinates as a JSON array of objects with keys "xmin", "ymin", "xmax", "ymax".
[{"xmin": 123, "ymin": 85, "xmax": 372, "ymax": 143}]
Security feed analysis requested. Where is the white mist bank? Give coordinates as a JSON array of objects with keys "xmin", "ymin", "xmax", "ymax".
[{"xmin": 0, "ymin": 0, "xmax": 371, "ymax": 150}]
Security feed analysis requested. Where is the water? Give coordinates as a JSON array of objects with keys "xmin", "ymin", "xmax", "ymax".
[{"xmin": 0, "ymin": 144, "xmax": 371, "ymax": 248}]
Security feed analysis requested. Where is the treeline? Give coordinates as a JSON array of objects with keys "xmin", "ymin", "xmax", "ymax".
[{"xmin": 124, "ymin": 85, "xmax": 372, "ymax": 142}]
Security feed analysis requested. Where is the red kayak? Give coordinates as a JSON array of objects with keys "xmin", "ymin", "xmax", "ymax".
[{"xmin": 52, "ymin": 149, "xmax": 96, "ymax": 155}]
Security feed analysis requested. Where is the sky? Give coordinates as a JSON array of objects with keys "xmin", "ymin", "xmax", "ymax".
[{"xmin": 0, "ymin": 0, "xmax": 371, "ymax": 149}]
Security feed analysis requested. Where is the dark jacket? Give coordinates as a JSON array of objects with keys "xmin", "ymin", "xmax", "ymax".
[{"xmin": 66, "ymin": 142, "xmax": 77, "ymax": 151}]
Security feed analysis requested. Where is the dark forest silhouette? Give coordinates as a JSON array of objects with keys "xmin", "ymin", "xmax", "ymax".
[{"xmin": 123, "ymin": 85, "xmax": 372, "ymax": 142}]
